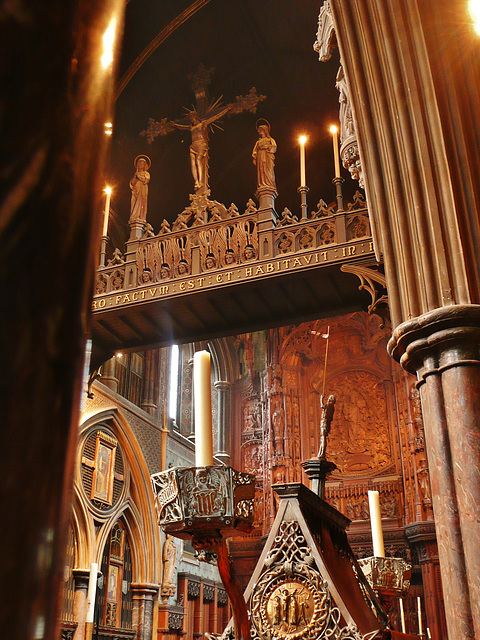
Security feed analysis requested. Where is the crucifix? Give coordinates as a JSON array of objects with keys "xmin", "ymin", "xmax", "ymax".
[{"xmin": 141, "ymin": 64, "xmax": 265, "ymax": 196}]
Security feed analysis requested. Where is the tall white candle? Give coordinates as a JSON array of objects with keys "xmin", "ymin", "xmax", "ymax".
[
  {"xmin": 193, "ymin": 350, "xmax": 214, "ymax": 467},
  {"xmin": 299, "ymin": 135, "xmax": 307, "ymax": 187},
  {"xmin": 417, "ymin": 596, "xmax": 424, "ymax": 636},
  {"xmin": 85, "ymin": 562, "xmax": 98, "ymax": 623},
  {"xmin": 399, "ymin": 598, "xmax": 406, "ymax": 633},
  {"xmin": 102, "ymin": 186, "xmax": 112, "ymax": 237},
  {"xmin": 329, "ymin": 125, "xmax": 341, "ymax": 178},
  {"xmin": 368, "ymin": 490, "xmax": 385, "ymax": 557}
]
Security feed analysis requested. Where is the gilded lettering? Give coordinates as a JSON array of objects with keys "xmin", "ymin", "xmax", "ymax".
[
  {"xmin": 141, "ymin": 290, "xmax": 146, "ymax": 299},
  {"xmin": 99, "ymin": 299, "xmax": 106, "ymax": 308},
  {"xmin": 293, "ymin": 258, "xmax": 301, "ymax": 266},
  {"xmin": 197, "ymin": 277, "xmax": 205, "ymax": 287},
  {"xmin": 315, "ymin": 253, "xmax": 319, "ymax": 262},
  {"xmin": 180, "ymin": 282, "xmax": 186, "ymax": 291},
  {"xmin": 122, "ymin": 294, "xmax": 131, "ymax": 303},
  {"xmin": 342, "ymin": 246, "xmax": 356, "ymax": 257},
  {"xmin": 255, "ymin": 266, "xmax": 264, "ymax": 275},
  {"xmin": 266, "ymin": 263, "xmax": 274, "ymax": 272},
  {"xmin": 216, "ymin": 274, "xmax": 223, "ymax": 283},
  {"xmin": 369, "ymin": 241, "xmax": 374, "ymax": 252},
  {"xmin": 282, "ymin": 259, "xmax": 291, "ymax": 268},
  {"xmin": 226, "ymin": 271, "xmax": 233, "ymax": 281},
  {"xmin": 188, "ymin": 280, "xmax": 195, "ymax": 289},
  {"xmin": 115, "ymin": 295, "xmax": 122, "ymax": 304},
  {"xmin": 92, "ymin": 301, "xmax": 97, "ymax": 310},
  {"xmin": 245, "ymin": 267, "xmax": 253, "ymax": 276},
  {"xmin": 148, "ymin": 288, "xmax": 157, "ymax": 297},
  {"xmin": 159, "ymin": 286, "xmax": 169, "ymax": 295},
  {"xmin": 303, "ymin": 255, "xmax": 312, "ymax": 264},
  {"xmin": 131, "ymin": 292, "xmax": 138, "ymax": 301},
  {"xmin": 321, "ymin": 251, "xmax": 328, "ymax": 260}
]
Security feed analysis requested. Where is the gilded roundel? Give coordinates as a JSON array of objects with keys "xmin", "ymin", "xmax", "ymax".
[{"xmin": 80, "ymin": 428, "xmax": 126, "ymax": 513}]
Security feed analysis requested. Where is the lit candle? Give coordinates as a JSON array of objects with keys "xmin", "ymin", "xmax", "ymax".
[
  {"xmin": 299, "ymin": 135, "xmax": 307, "ymax": 187},
  {"xmin": 329, "ymin": 125, "xmax": 341, "ymax": 178},
  {"xmin": 193, "ymin": 350, "xmax": 214, "ymax": 467},
  {"xmin": 417, "ymin": 596, "xmax": 424, "ymax": 636},
  {"xmin": 85, "ymin": 562, "xmax": 98, "ymax": 623},
  {"xmin": 427, "ymin": 628, "xmax": 432, "ymax": 639},
  {"xmin": 368, "ymin": 490, "xmax": 385, "ymax": 557},
  {"xmin": 399, "ymin": 599, "xmax": 406, "ymax": 633},
  {"xmin": 102, "ymin": 186, "xmax": 112, "ymax": 237}
]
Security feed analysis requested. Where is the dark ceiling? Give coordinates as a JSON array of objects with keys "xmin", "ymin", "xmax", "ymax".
[{"xmin": 106, "ymin": 0, "xmax": 359, "ymax": 248}]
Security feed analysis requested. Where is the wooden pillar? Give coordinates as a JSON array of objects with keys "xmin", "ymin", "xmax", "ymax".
[
  {"xmin": 72, "ymin": 570, "xmax": 90, "ymax": 640},
  {"xmin": 0, "ymin": 2, "xmax": 126, "ymax": 640}
]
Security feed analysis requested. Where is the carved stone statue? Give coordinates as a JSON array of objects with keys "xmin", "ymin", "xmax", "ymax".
[
  {"xmin": 317, "ymin": 394, "xmax": 336, "ymax": 459},
  {"xmin": 129, "ymin": 155, "xmax": 151, "ymax": 222},
  {"xmin": 335, "ymin": 66, "xmax": 355, "ymax": 143},
  {"xmin": 252, "ymin": 119, "xmax": 277, "ymax": 191},
  {"xmin": 161, "ymin": 534, "xmax": 177, "ymax": 600}
]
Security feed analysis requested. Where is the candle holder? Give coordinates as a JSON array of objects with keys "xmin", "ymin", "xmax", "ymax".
[
  {"xmin": 358, "ymin": 555, "xmax": 412, "ymax": 627},
  {"xmin": 151, "ymin": 465, "xmax": 255, "ymax": 640},
  {"xmin": 99, "ymin": 235, "xmax": 108, "ymax": 268},
  {"xmin": 297, "ymin": 185, "xmax": 309, "ymax": 220}
]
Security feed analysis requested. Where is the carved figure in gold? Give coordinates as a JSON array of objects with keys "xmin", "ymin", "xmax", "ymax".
[
  {"xmin": 252, "ymin": 119, "xmax": 277, "ymax": 191},
  {"xmin": 129, "ymin": 155, "xmax": 151, "ymax": 222}
]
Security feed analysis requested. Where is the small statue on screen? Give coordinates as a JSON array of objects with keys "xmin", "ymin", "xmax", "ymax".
[{"xmin": 317, "ymin": 394, "xmax": 336, "ymax": 459}]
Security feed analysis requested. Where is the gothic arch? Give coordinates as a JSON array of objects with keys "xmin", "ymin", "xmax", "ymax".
[{"xmin": 77, "ymin": 407, "xmax": 161, "ymax": 584}]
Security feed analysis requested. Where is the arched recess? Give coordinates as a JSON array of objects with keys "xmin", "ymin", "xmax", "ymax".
[{"xmin": 77, "ymin": 407, "xmax": 161, "ymax": 585}]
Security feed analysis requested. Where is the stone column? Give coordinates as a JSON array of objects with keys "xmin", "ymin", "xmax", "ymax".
[
  {"xmin": 214, "ymin": 381, "xmax": 232, "ymax": 463},
  {"xmin": 131, "ymin": 583, "xmax": 159, "ymax": 640},
  {"xmin": 389, "ymin": 307, "xmax": 480, "ymax": 638},
  {"xmin": 328, "ymin": 2, "xmax": 480, "ymax": 636},
  {"xmin": 72, "ymin": 569, "xmax": 90, "ymax": 640}
]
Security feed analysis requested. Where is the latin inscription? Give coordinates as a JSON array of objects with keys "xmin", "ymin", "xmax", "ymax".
[{"xmin": 92, "ymin": 241, "xmax": 374, "ymax": 312}]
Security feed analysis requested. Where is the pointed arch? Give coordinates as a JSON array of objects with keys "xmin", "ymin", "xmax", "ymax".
[{"xmin": 77, "ymin": 406, "xmax": 161, "ymax": 584}]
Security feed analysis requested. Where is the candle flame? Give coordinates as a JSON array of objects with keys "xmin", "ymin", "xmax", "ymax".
[
  {"xmin": 104, "ymin": 186, "xmax": 112, "ymax": 195},
  {"xmin": 101, "ymin": 18, "xmax": 117, "ymax": 69},
  {"xmin": 329, "ymin": 125, "xmax": 338, "ymax": 134},
  {"xmin": 470, "ymin": 0, "xmax": 480, "ymax": 34},
  {"xmin": 299, "ymin": 135, "xmax": 307, "ymax": 145}
]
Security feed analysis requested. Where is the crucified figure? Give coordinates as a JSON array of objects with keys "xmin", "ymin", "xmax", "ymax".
[
  {"xmin": 141, "ymin": 66, "xmax": 265, "ymax": 195},
  {"xmin": 171, "ymin": 104, "xmax": 231, "ymax": 194}
]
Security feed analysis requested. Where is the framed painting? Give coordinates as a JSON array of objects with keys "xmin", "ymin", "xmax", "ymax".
[{"xmin": 91, "ymin": 432, "xmax": 117, "ymax": 504}]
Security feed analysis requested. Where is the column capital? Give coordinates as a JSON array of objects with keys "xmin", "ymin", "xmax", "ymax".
[{"xmin": 387, "ymin": 304, "xmax": 480, "ymax": 376}]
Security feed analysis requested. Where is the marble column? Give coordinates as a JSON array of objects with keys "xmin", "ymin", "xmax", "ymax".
[
  {"xmin": 389, "ymin": 306, "xmax": 480, "ymax": 639},
  {"xmin": 131, "ymin": 583, "xmax": 159, "ymax": 640},
  {"xmin": 214, "ymin": 381, "xmax": 232, "ymax": 463},
  {"xmin": 72, "ymin": 569, "xmax": 90, "ymax": 640}
]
